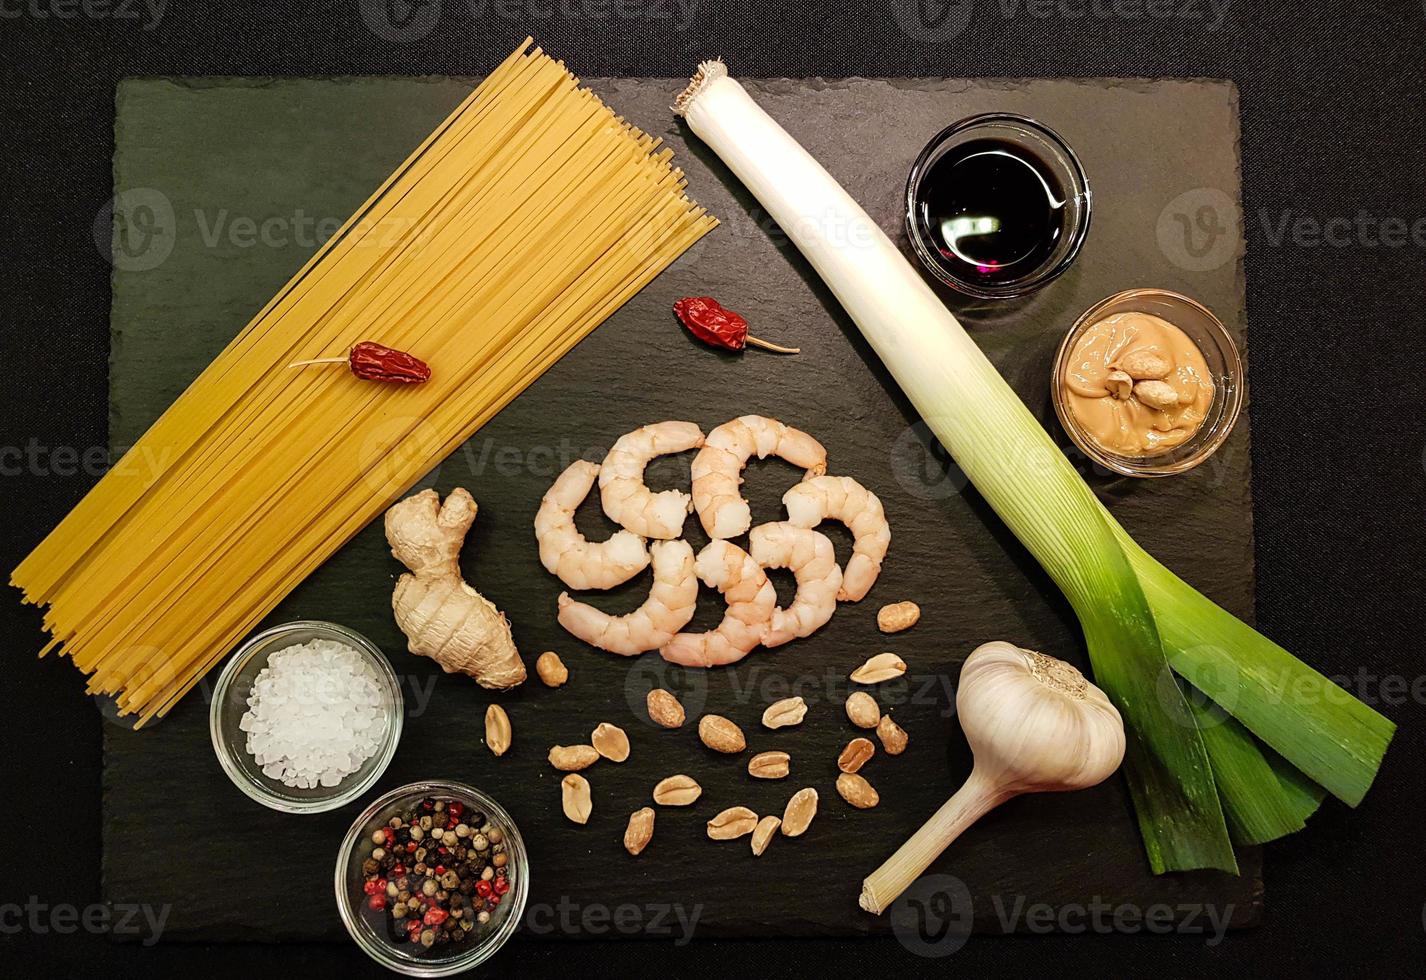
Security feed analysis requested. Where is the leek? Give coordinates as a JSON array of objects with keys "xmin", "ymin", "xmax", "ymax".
[{"xmin": 674, "ymin": 62, "xmax": 1393, "ymax": 872}]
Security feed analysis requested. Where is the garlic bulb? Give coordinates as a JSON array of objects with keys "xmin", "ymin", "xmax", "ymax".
[
  {"xmin": 859, "ymin": 641, "xmax": 1125, "ymax": 914},
  {"xmin": 956, "ymin": 640, "xmax": 1126, "ymax": 794}
]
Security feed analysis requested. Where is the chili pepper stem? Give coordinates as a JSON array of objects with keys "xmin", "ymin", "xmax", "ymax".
[
  {"xmin": 745, "ymin": 335, "xmax": 801, "ymax": 354},
  {"xmin": 288, "ymin": 357, "xmax": 349, "ymax": 368}
]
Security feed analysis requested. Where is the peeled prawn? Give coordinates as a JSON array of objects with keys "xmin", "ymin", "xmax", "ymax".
[
  {"xmin": 748, "ymin": 522, "xmax": 842, "ymax": 647},
  {"xmin": 599, "ymin": 421, "xmax": 705, "ymax": 539},
  {"xmin": 661, "ymin": 540, "xmax": 776, "ymax": 667},
  {"xmin": 556, "ymin": 540, "xmax": 698, "ymax": 655},
  {"xmin": 535, "ymin": 460, "xmax": 650, "ymax": 590},
  {"xmin": 782, "ymin": 475, "xmax": 889, "ymax": 602},
  {"xmin": 691, "ymin": 415, "xmax": 828, "ymax": 539}
]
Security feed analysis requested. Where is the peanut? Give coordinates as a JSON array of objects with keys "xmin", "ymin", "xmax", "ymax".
[
  {"xmin": 484, "ymin": 704, "xmax": 512, "ymax": 757},
  {"xmin": 837, "ymin": 737, "xmax": 876, "ymax": 774},
  {"xmin": 698, "ymin": 714, "xmax": 746, "ymax": 754},
  {"xmin": 561, "ymin": 773, "xmax": 592, "ymax": 824},
  {"xmin": 781, "ymin": 787, "xmax": 818, "ymax": 837},
  {"xmin": 845, "ymin": 691, "xmax": 880, "ymax": 729},
  {"xmin": 877, "ymin": 714, "xmax": 908, "ymax": 755},
  {"xmin": 850, "ymin": 652, "xmax": 907, "ymax": 685},
  {"xmin": 646, "ymin": 688, "xmax": 686, "ymax": 728},
  {"xmin": 1105, "ymin": 369, "xmax": 1134, "ymax": 400},
  {"xmin": 1135, "ymin": 379, "xmax": 1181, "ymax": 411},
  {"xmin": 836, "ymin": 772, "xmax": 880, "ymax": 809},
  {"xmin": 1116, "ymin": 348, "xmax": 1172, "ymax": 380},
  {"xmin": 877, "ymin": 601, "xmax": 920, "ymax": 633},
  {"xmin": 535, "ymin": 651, "xmax": 568, "ymax": 687},
  {"xmin": 591, "ymin": 722, "xmax": 630, "ymax": 763},
  {"xmin": 748, "ymin": 751, "xmax": 791, "ymax": 779},
  {"xmin": 652, "ymin": 774, "xmax": 702, "ymax": 806},
  {"xmin": 750, "ymin": 815, "xmax": 781, "ymax": 857},
  {"xmin": 707, "ymin": 806, "xmax": 759, "ymax": 840},
  {"xmin": 624, "ymin": 807, "xmax": 655, "ymax": 856},
  {"xmin": 761, "ymin": 696, "xmax": 807, "ymax": 729},
  {"xmin": 548, "ymin": 744, "xmax": 599, "ymax": 771}
]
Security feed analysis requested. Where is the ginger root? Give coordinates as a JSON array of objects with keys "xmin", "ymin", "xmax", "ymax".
[{"xmin": 385, "ymin": 487, "xmax": 526, "ymax": 689}]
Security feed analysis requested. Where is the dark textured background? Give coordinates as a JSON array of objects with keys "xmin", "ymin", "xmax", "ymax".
[{"xmin": 2, "ymin": 1, "xmax": 1423, "ymax": 976}]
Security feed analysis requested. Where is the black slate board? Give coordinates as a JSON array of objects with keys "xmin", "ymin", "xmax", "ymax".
[{"xmin": 102, "ymin": 75, "xmax": 1261, "ymax": 942}]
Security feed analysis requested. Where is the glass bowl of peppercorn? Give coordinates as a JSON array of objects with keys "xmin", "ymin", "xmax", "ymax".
[{"xmin": 336, "ymin": 780, "xmax": 528, "ymax": 975}]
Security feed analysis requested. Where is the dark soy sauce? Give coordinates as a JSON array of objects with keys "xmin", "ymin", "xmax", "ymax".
[{"xmin": 914, "ymin": 138, "xmax": 1066, "ymax": 287}]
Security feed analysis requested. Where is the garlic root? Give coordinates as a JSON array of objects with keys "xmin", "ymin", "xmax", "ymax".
[{"xmin": 385, "ymin": 488, "xmax": 526, "ymax": 689}]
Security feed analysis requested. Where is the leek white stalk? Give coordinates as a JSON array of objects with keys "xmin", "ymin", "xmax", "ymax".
[
  {"xmin": 861, "ymin": 642, "xmax": 1126, "ymax": 914},
  {"xmin": 674, "ymin": 62, "xmax": 1393, "ymax": 871}
]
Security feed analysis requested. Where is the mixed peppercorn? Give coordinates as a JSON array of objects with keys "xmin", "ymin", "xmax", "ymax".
[{"xmin": 358, "ymin": 797, "xmax": 512, "ymax": 951}]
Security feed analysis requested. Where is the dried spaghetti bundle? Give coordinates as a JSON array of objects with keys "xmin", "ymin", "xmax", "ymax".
[{"xmin": 12, "ymin": 40, "xmax": 716, "ymax": 725}]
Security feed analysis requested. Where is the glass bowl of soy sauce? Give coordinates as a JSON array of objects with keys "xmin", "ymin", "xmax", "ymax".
[{"xmin": 905, "ymin": 113, "xmax": 1091, "ymax": 300}]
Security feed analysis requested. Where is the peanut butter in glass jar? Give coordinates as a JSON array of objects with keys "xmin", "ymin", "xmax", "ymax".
[{"xmin": 1059, "ymin": 311, "xmax": 1215, "ymax": 457}]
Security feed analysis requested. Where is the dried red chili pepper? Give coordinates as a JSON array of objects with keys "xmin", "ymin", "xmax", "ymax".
[
  {"xmin": 673, "ymin": 297, "xmax": 799, "ymax": 354},
  {"xmin": 289, "ymin": 341, "xmax": 432, "ymax": 383}
]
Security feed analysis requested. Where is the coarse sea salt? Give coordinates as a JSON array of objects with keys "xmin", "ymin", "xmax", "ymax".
[{"xmin": 239, "ymin": 638, "xmax": 390, "ymax": 790}]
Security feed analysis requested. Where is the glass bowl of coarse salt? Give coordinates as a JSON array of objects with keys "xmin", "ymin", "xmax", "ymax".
[{"xmin": 210, "ymin": 620, "xmax": 404, "ymax": 813}]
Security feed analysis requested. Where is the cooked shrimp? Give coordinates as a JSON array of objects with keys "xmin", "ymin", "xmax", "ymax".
[
  {"xmin": 556, "ymin": 540, "xmax": 698, "ymax": 655},
  {"xmin": 535, "ymin": 460, "xmax": 650, "ymax": 591},
  {"xmin": 748, "ymin": 522, "xmax": 842, "ymax": 647},
  {"xmin": 660, "ymin": 540, "xmax": 776, "ymax": 667},
  {"xmin": 691, "ymin": 415, "xmax": 828, "ymax": 539},
  {"xmin": 599, "ymin": 421, "xmax": 705, "ymax": 539},
  {"xmin": 782, "ymin": 475, "xmax": 890, "ymax": 602}
]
